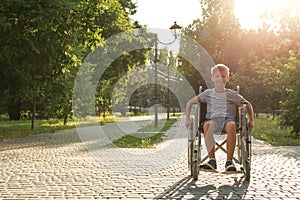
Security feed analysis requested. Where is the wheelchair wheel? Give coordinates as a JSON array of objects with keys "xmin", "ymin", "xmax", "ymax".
[
  {"xmin": 188, "ymin": 117, "xmax": 200, "ymax": 180},
  {"xmin": 237, "ymin": 134, "xmax": 242, "ymax": 164},
  {"xmin": 189, "ymin": 142, "xmax": 194, "ymax": 176},
  {"xmin": 192, "ymin": 160, "xmax": 199, "ymax": 181},
  {"xmin": 241, "ymin": 104, "xmax": 251, "ymax": 180},
  {"xmin": 188, "ymin": 118, "xmax": 194, "ymax": 176},
  {"xmin": 244, "ymin": 159, "xmax": 251, "ymax": 180},
  {"xmin": 241, "ymin": 137, "xmax": 251, "ymax": 180},
  {"xmin": 191, "ymin": 140, "xmax": 199, "ymax": 180},
  {"xmin": 244, "ymin": 130, "xmax": 252, "ymax": 180}
]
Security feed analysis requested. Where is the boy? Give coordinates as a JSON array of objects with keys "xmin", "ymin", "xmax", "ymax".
[{"xmin": 185, "ymin": 64, "xmax": 254, "ymax": 171}]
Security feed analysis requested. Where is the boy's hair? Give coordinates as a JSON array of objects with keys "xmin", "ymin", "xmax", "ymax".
[{"xmin": 211, "ymin": 64, "xmax": 230, "ymax": 76}]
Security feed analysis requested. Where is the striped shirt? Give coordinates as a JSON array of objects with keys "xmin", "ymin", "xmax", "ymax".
[{"xmin": 199, "ymin": 88, "xmax": 243, "ymax": 120}]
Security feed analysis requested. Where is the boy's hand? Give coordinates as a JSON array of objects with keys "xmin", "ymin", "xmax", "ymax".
[
  {"xmin": 248, "ymin": 119, "xmax": 254, "ymax": 131},
  {"xmin": 185, "ymin": 118, "xmax": 190, "ymax": 129}
]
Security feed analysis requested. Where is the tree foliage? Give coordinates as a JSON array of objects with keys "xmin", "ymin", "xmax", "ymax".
[
  {"xmin": 0, "ymin": 0, "xmax": 139, "ymax": 127},
  {"xmin": 1, "ymin": 0, "xmax": 299, "ymax": 137},
  {"xmin": 181, "ymin": 0, "xmax": 300, "ymax": 138},
  {"xmin": 278, "ymin": 51, "xmax": 300, "ymax": 137}
]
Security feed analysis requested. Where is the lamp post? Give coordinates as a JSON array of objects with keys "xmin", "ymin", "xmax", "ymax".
[
  {"xmin": 153, "ymin": 22, "xmax": 181, "ymax": 127},
  {"xmin": 154, "ymin": 34, "xmax": 159, "ymax": 127},
  {"xmin": 167, "ymin": 62, "xmax": 170, "ymax": 120}
]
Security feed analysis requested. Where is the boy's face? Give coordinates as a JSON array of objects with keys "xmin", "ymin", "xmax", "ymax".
[{"xmin": 211, "ymin": 69, "xmax": 229, "ymax": 88}]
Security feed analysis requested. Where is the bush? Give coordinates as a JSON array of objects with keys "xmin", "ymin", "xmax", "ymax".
[
  {"xmin": 278, "ymin": 51, "xmax": 300, "ymax": 139},
  {"xmin": 279, "ymin": 90, "xmax": 300, "ymax": 139}
]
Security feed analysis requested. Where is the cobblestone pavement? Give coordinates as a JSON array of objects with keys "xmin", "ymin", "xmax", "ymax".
[{"xmin": 0, "ymin": 117, "xmax": 299, "ymax": 199}]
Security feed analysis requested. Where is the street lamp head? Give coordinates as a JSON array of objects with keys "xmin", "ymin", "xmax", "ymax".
[{"xmin": 170, "ymin": 21, "xmax": 182, "ymax": 39}]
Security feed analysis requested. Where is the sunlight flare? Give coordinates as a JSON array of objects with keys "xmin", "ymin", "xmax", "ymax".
[{"xmin": 234, "ymin": 0, "xmax": 294, "ymax": 29}]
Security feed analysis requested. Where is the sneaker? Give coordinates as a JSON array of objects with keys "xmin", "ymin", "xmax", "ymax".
[
  {"xmin": 225, "ymin": 160, "xmax": 237, "ymax": 171},
  {"xmin": 200, "ymin": 159, "xmax": 217, "ymax": 170}
]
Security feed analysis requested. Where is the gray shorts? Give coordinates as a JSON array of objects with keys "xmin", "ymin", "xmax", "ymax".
[{"xmin": 203, "ymin": 117, "xmax": 237, "ymax": 134}]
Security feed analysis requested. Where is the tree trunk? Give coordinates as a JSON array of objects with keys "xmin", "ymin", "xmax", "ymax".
[
  {"xmin": 8, "ymin": 98, "xmax": 21, "ymax": 120},
  {"xmin": 102, "ymin": 104, "xmax": 106, "ymax": 119},
  {"xmin": 64, "ymin": 115, "xmax": 67, "ymax": 125},
  {"xmin": 31, "ymin": 100, "xmax": 36, "ymax": 130}
]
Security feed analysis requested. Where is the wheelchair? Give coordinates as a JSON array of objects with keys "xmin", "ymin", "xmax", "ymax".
[{"xmin": 188, "ymin": 86, "xmax": 252, "ymax": 181}]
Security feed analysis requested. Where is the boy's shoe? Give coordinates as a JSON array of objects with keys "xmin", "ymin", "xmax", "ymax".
[
  {"xmin": 200, "ymin": 159, "xmax": 217, "ymax": 170},
  {"xmin": 225, "ymin": 160, "xmax": 237, "ymax": 171}
]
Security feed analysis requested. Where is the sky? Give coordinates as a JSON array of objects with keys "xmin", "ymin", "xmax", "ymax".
[
  {"xmin": 132, "ymin": 0, "xmax": 202, "ymax": 30},
  {"xmin": 132, "ymin": 0, "xmax": 295, "ymax": 30}
]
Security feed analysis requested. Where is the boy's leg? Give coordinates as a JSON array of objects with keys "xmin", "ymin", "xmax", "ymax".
[
  {"xmin": 203, "ymin": 121, "xmax": 216, "ymax": 159},
  {"xmin": 224, "ymin": 121, "xmax": 237, "ymax": 161},
  {"xmin": 201, "ymin": 120, "xmax": 217, "ymax": 170}
]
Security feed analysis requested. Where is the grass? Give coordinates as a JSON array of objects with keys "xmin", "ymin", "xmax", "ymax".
[
  {"xmin": 252, "ymin": 116, "xmax": 300, "ymax": 146},
  {"xmin": 0, "ymin": 116, "xmax": 114, "ymax": 141},
  {"xmin": 1, "ymin": 114, "xmax": 299, "ymax": 147},
  {"xmin": 0, "ymin": 119, "xmax": 73, "ymax": 140},
  {"xmin": 112, "ymin": 118, "xmax": 178, "ymax": 148}
]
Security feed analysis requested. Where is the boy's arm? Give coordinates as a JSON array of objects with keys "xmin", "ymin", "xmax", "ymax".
[
  {"xmin": 185, "ymin": 96, "xmax": 201, "ymax": 129},
  {"xmin": 242, "ymin": 99, "xmax": 255, "ymax": 131}
]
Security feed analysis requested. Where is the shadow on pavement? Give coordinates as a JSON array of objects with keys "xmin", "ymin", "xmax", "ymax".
[{"xmin": 154, "ymin": 176, "xmax": 250, "ymax": 199}]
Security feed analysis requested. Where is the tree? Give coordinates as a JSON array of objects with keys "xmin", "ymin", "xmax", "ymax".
[
  {"xmin": 180, "ymin": 0, "xmax": 242, "ymax": 94},
  {"xmin": 0, "ymin": 0, "xmax": 78, "ymax": 125},
  {"xmin": 0, "ymin": 0, "xmax": 138, "ymax": 128},
  {"xmin": 182, "ymin": 0, "xmax": 300, "ymax": 119},
  {"xmin": 279, "ymin": 50, "xmax": 300, "ymax": 138},
  {"xmin": 236, "ymin": 0, "xmax": 300, "ymax": 114},
  {"xmin": 197, "ymin": 0, "xmax": 241, "ymax": 67}
]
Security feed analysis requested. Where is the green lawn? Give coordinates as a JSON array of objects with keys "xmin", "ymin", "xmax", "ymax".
[
  {"xmin": 252, "ymin": 116, "xmax": 299, "ymax": 146},
  {"xmin": 0, "ymin": 115, "xmax": 299, "ymax": 147},
  {"xmin": 0, "ymin": 116, "xmax": 114, "ymax": 141},
  {"xmin": 112, "ymin": 118, "xmax": 177, "ymax": 148}
]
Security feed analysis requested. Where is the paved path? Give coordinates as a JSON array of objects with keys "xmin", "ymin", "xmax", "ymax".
[{"xmin": 0, "ymin": 116, "xmax": 299, "ymax": 199}]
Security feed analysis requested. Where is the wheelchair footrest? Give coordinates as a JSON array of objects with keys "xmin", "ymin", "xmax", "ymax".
[
  {"xmin": 199, "ymin": 168, "xmax": 244, "ymax": 174},
  {"xmin": 221, "ymin": 170, "xmax": 244, "ymax": 174}
]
